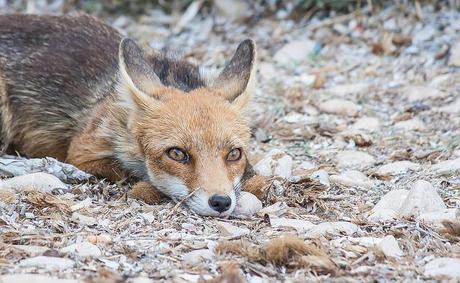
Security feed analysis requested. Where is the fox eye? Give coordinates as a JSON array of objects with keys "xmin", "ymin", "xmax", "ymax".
[
  {"xmin": 167, "ymin": 147, "xmax": 190, "ymax": 163},
  {"xmin": 227, "ymin": 148, "xmax": 242, "ymax": 161}
]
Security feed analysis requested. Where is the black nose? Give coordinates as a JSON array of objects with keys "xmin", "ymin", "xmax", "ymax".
[{"xmin": 208, "ymin": 195, "xmax": 232, "ymax": 213}]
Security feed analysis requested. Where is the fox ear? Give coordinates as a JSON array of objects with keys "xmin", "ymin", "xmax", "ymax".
[
  {"xmin": 118, "ymin": 38, "xmax": 163, "ymax": 108},
  {"xmin": 211, "ymin": 39, "xmax": 256, "ymax": 109}
]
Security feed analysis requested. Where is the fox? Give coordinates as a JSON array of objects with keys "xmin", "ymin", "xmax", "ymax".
[{"xmin": 0, "ymin": 14, "xmax": 265, "ymax": 216}]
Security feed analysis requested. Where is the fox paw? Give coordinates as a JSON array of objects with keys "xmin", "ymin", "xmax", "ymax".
[
  {"xmin": 243, "ymin": 175, "xmax": 271, "ymax": 200},
  {"xmin": 128, "ymin": 181, "xmax": 163, "ymax": 204}
]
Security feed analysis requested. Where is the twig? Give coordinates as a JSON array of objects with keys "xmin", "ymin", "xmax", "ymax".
[{"xmin": 165, "ymin": 189, "xmax": 197, "ymax": 219}]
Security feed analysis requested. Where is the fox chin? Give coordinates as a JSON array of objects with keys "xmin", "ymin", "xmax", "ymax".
[{"xmin": 0, "ymin": 14, "xmax": 258, "ymax": 216}]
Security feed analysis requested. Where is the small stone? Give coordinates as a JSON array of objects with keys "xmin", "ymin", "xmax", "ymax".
[
  {"xmin": 352, "ymin": 117, "xmax": 380, "ymax": 132},
  {"xmin": 0, "ymin": 275, "xmax": 78, "ymax": 283},
  {"xmin": 270, "ymin": 218, "xmax": 315, "ymax": 231},
  {"xmin": 368, "ymin": 209, "xmax": 398, "ymax": 222},
  {"xmin": 398, "ymin": 180, "xmax": 446, "ymax": 218},
  {"xmin": 375, "ymin": 161, "xmax": 421, "ymax": 177},
  {"xmin": 182, "ymin": 249, "xmax": 214, "ymax": 266},
  {"xmin": 431, "ymin": 157, "xmax": 460, "ymax": 175},
  {"xmin": 394, "ymin": 118, "xmax": 426, "ymax": 131},
  {"xmin": 310, "ymin": 170, "xmax": 330, "ymax": 186},
  {"xmin": 254, "ymin": 149, "xmax": 293, "ymax": 178},
  {"xmin": 71, "ymin": 212, "xmax": 97, "ymax": 226},
  {"xmin": 336, "ymin": 150, "xmax": 376, "ymax": 169},
  {"xmin": 378, "ymin": 235, "xmax": 404, "ymax": 258},
  {"xmin": 215, "ymin": 221, "xmax": 249, "ymax": 237},
  {"xmin": 19, "ymin": 256, "xmax": 75, "ymax": 269},
  {"xmin": 274, "ymin": 40, "xmax": 316, "ymax": 65},
  {"xmin": 0, "ymin": 173, "xmax": 67, "ymax": 192},
  {"xmin": 404, "ymin": 85, "xmax": 447, "ymax": 102},
  {"xmin": 87, "ymin": 234, "xmax": 112, "ymax": 245},
  {"xmin": 449, "ymin": 40, "xmax": 460, "ymax": 67},
  {"xmin": 318, "ymin": 99, "xmax": 359, "ymax": 117},
  {"xmin": 306, "ymin": 222, "xmax": 359, "ymax": 238},
  {"xmin": 425, "ymin": 258, "xmax": 460, "ymax": 279},
  {"xmin": 298, "ymin": 160, "xmax": 316, "ymax": 170},
  {"xmin": 232, "ymin": 192, "xmax": 262, "ymax": 218},
  {"xmin": 327, "ymin": 83, "xmax": 369, "ymax": 96},
  {"xmin": 330, "ymin": 170, "xmax": 374, "ymax": 189},
  {"xmin": 368, "ymin": 189, "xmax": 410, "ymax": 222},
  {"xmin": 60, "ymin": 241, "xmax": 101, "ymax": 257},
  {"xmin": 416, "ymin": 209, "xmax": 459, "ymax": 230}
]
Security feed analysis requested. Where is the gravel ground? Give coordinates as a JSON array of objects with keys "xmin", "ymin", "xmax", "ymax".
[{"xmin": 1, "ymin": 1, "xmax": 460, "ymax": 282}]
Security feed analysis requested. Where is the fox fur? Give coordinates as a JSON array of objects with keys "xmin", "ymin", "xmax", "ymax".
[{"xmin": 0, "ymin": 14, "xmax": 261, "ymax": 216}]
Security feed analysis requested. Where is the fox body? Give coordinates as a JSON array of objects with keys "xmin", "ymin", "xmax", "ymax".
[{"xmin": 0, "ymin": 14, "xmax": 259, "ymax": 216}]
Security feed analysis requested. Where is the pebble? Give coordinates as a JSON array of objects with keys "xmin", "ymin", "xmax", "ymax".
[
  {"xmin": 19, "ymin": 256, "xmax": 75, "ymax": 269},
  {"xmin": 270, "ymin": 217, "xmax": 315, "ymax": 231},
  {"xmin": 404, "ymin": 85, "xmax": 447, "ymax": 102},
  {"xmin": 431, "ymin": 157, "xmax": 460, "ymax": 175},
  {"xmin": 306, "ymin": 221, "xmax": 359, "ymax": 238},
  {"xmin": 448, "ymin": 40, "xmax": 460, "ymax": 67},
  {"xmin": 318, "ymin": 99, "xmax": 359, "ymax": 117},
  {"xmin": 393, "ymin": 118, "xmax": 426, "ymax": 131},
  {"xmin": 232, "ymin": 192, "xmax": 262, "ymax": 218},
  {"xmin": 87, "ymin": 234, "xmax": 112, "ymax": 245},
  {"xmin": 310, "ymin": 170, "xmax": 330, "ymax": 186},
  {"xmin": 327, "ymin": 83, "xmax": 369, "ymax": 96},
  {"xmin": 182, "ymin": 249, "xmax": 214, "ymax": 266},
  {"xmin": 253, "ymin": 149, "xmax": 293, "ymax": 178},
  {"xmin": 398, "ymin": 180, "xmax": 446, "ymax": 218},
  {"xmin": 416, "ymin": 209, "xmax": 459, "ymax": 230},
  {"xmin": 71, "ymin": 212, "xmax": 97, "ymax": 226},
  {"xmin": 60, "ymin": 241, "xmax": 102, "ymax": 257},
  {"xmin": 274, "ymin": 40, "xmax": 316, "ymax": 65},
  {"xmin": 215, "ymin": 221, "xmax": 250, "ymax": 237},
  {"xmin": 375, "ymin": 161, "xmax": 421, "ymax": 177},
  {"xmin": 330, "ymin": 170, "xmax": 374, "ymax": 189},
  {"xmin": 368, "ymin": 189, "xmax": 410, "ymax": 222},
  {"xmin": 0, "ymin": 172, "xmax": 67, "ymax": 192},
  {"xmin": 336, "ymin": 150, "xmax": 376, "ymax": 169},
  {"xmin": 0, "ymin": 275, "xmax": 78, "ymax": 283},
  {"xmin": 352, "ymin": 117, "xmax": 380, "ymax": 132},
  {"xmin": 378, "ymin": 235, "xmax": 404, "ymax": 258},
  {"xmin": 424, "ymin": 257, "xmax": 460, "ymax": 279}
]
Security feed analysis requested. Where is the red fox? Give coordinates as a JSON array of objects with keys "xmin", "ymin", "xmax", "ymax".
[{"xmin": 0, "ymin": 14, "xmax": 263, "ymax": 216}]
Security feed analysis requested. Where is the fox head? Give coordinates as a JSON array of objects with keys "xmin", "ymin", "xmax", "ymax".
[{"xmin": 117, "ymin": 38, "xmax": 256, "ymax": 216}]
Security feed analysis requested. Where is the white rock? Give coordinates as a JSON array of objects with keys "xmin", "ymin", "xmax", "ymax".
[
  {"xmin": 352, "ymin": 117, "xmax": 380, "ymax": 132},
  {"xmin": 424, "ymin": 258, "xmax": 460, "ymax": 279},
  {"xmin": 318, "ymin": 99, "xmax": 359, "ymax": 117},
  {"xmin": 60, "ymin": 241, "xmax": 101, "ymax": 257},
  {"xmin": 274, "ymin": 40, "xmax": 316, "ymax": 65},
  {"xmin": 232, "ymin": 192, "xmax": 262, "ymax": 218},
  {"xmin": 368, "ymin": 208, "xmax": 398, "ymax": 222},
  {"xmin": 330, "ymin": 170, "xmax": 374, "ymax": 189},
  {"xmin": 431, "ymin": 157, "xmax": 460, "ymax": 175},
  {"xmin": 306, "ymin": 222, "xmax": 359, "ymax": 238},
  {"xmin": 404, "ymin": 85, "xmax": 447, "ymax": 102},
  {"xmin": 368, "ymin": 189, "xmax": 410, "ymax": 222},
  {"xmin": 378, "ymin": 235, "xmax": 404, "ymax": 258},
  {"xmin": 336, "ymin": 151, "xmax": 376, "ymax": 169},
  {"xmin": 0, "ymin": 275, "xmax": 78, "ymax": 283},
  {"xmin": 270, "ymin": 218, "xmax": 315, "ymax": 231},
  {"xmin": 12, "ymin": 245, "xmax": 48, "ymax": 257},
  {"xmin": 375, "ymin": 161, "xmax": 421, "ymax": 176},
  {"xmin": 19, "ymin": 256, "xmax": 75, "ymax": 269},
  {"xmin": 416, "ymin": 209, "xmax": 459, "ymax": 229},
  {"xmin": 71, "ymin": 212, "xmax": 97, "ymax": 226},
  {"xmin": 310, "ymin": 170, "xmax": 330, "ymax": 186},
  {"xmin": 394, "ymin": 118, "xmax": 426, "ymax": 131},
  {"xmin": 298, "ymin": 160, "xmax": 316, "ymax": 170},
  {"xmin": 327, "ymin": 83, "xmax": 369, "ymax": 96},
  {"xmin": 254, "ymin": 149, "xmax": 293, "ymax": 178},
  {"xmin": 449, "ymin": 40, "xmax": 460, "ymax": 67},
  {"xmin": 398, "ymin": 180, "xmax": 446, "ymax": 218},
  {"xmin": 182, "ymin": 249, "xmax": 214, "ymax": 266},
  {"xmin": 215, "ymin": 221, "xmax": 249, "ymax": 237},
  {"xmin": 0, "ymin": 172, "xmax": 67, "ymax": 192}
]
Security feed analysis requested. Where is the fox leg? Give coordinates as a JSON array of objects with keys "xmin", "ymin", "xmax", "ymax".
[{"xmin": 128, "ymin": 181, "xmax": 164, "ymax": 204}]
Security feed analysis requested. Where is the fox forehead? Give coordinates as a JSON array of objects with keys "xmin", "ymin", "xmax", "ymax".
[{"xmin": 134, "ymin": 88, "xmax": 251, "ymax": 152}]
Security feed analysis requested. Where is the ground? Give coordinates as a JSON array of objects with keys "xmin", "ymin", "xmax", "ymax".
[{"xmin": 1, "ymin": 1, "xmax": 460, "ymax": 282}]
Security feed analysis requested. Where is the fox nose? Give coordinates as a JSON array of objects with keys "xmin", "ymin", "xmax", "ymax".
[{"xmin": 208, "ymin": 195, "xmax": 232, "ymax": 213}]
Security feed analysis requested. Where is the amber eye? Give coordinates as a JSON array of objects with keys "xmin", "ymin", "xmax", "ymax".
[
  {"xmin": 167, "ymin": 147, "xmax": 190, "ymax": 163},
  {"xmin": 227, "ymin": 148, "xmax": 242, "ymax": 161}
]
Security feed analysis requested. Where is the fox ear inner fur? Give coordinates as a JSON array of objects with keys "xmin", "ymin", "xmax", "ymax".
[
  {"xmin": 211, "ymin": 39, "xmax": 256, "ymax": 106},
  {"xmin": 118, "ymin": 38, "xmax": 163, "ymax": 108}
]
